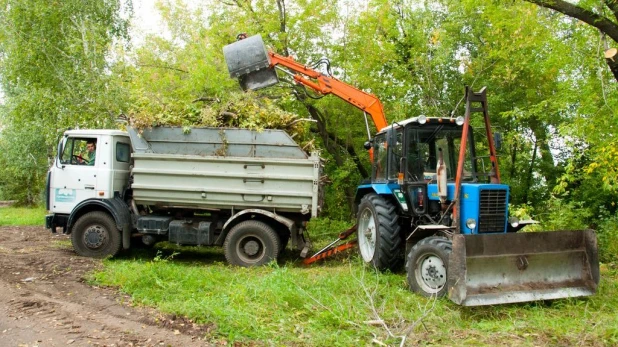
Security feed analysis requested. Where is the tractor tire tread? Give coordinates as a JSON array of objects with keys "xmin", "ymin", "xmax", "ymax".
[{"xmin": 360, "ymin": 194, "xmax": 402, "ymax": 271}]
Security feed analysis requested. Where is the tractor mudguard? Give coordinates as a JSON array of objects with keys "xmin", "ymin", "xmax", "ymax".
[{"xmin": 448, "ymin": 229, "xmax": 599, "ymax": 306}]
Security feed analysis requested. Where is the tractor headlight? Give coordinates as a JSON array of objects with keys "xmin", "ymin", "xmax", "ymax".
[
  {"xmin": 466, "ymin": 218, "xmax": 477, "ymax": 230},
  {"xmin": 509, "ymin": 217, "xmax": 520, "ymax": 228},
  {"xmin": 418, "ymin": 115, "xmax": 427, "ymax": 124},
  {"xmin": 455, "ymin": 116, "xmax": 464, "ymax": 126}
]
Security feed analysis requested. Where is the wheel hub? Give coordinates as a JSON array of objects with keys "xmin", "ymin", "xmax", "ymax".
[
  {"xmin": 243, "ymin": 240, "xmax": 260, "ymax": 256},
  {"xmin": 358, "ymin": 209, "xmax": 377, "ymax": 262},
  {"xmin": 419, "ymin": 255, "xmax": 446, "ymax": 292},
  {"xmin": 84, "ymin": 226, "xmax": 106, "ymax": 249}
]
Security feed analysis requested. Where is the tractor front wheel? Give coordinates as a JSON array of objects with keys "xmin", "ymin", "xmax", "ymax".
[{"xmin": 406, "ymin": 236, "xmax": 452, "ymax": 297}]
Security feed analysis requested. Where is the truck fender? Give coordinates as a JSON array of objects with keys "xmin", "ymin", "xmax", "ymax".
[
  {"xmin": 67, "ymin": 197, "xmax": 133, "ymax": 250},
  {"xmin": 215, "ymin": 209, "xmax": 295, "ymax": 246}
]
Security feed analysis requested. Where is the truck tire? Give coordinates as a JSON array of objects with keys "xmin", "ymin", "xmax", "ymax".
[
  {"xmin": 406, "ymin": 236, "xmax": 452, "ymax": 297},
  {"xmin": 356, "ymin": 194, "xmax": 402, "ymax": 271},
  {"xmin": 71, "ymin": 211, "xmax": 122, "ymax": 258},
  {"xmin": 224, "ymin": 220, "xmax": 280, "ymax": 267}
]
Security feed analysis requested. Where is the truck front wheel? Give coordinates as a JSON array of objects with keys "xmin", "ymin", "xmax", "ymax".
[
  {"xmin": 71, "ymin": 211, "xmax": 122, "ymax": 258},
  {"xmin": 406, "ymin": 236, "xmax": 452, "ymax": 297},
  {"xmin": 224, "ymin": 220, "xmax": 280, "ymax": 267}
]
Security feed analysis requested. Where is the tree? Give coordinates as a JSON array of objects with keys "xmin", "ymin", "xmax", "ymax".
[
  {"xmin": 524, "ymin": 0, "xmax": 618, "ymax": 82},
  {"xmin": 0, "ymin": 0, "xmax": 132, "ymax": 204}
]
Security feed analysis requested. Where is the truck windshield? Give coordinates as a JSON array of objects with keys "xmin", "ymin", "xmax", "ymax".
[{"xmin": 405, "ymin": 125, "xmax": 473, "ymax": 182}]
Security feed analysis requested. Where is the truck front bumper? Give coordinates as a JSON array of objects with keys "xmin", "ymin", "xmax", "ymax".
[{"xmin": 46, "ymin": 214, "xmax": 68, "ymax": 234}]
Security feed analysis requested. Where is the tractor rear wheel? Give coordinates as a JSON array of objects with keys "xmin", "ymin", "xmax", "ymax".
[
  {"xmin": 356, "ymin": 194, "xmax": 402, "ymax": 271},
  {"xmin": 406, "ymin": 236, "xmax": 452, "ymax": 297}
]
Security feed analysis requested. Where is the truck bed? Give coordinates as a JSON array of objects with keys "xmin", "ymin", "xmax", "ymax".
[{"xmin": 128, "ymin": 126, "xmax": 321, "ymax": 216}]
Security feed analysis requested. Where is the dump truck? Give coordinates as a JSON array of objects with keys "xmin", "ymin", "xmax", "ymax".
[
  {"xmin": 223, "ymin": 34, "xmax": 600, "ymax": 306},
  {"xmin": 45, "ymin": 126, "xmax": 320, "ymax": 266}
]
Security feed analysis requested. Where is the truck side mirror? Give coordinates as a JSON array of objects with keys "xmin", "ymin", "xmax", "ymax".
[
  {"xmin": 493, "ymin": 132, "xmax": 503, "ymax": 151},
  {"xmin": 56, "ymin": 138, "xmax": 65, "ymax": 168}
]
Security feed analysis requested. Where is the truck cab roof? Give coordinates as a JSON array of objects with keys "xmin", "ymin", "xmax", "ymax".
[{"xmin": 64, "ymin": 129, "xmax": 128, "ymax": 137}]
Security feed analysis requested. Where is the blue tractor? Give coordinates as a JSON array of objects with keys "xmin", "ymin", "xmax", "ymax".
[{"xmin": 224, "ymin": 35, "xmax": 599, "ymax": 306}]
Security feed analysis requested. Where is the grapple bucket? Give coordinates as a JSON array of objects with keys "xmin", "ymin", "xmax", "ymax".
[
  {"xmin": 448, "ymin": 230, "xmax": 599, "ymax": 306},
  {"xmin": 222, "ymin": 34, "xmax": 279, "ymax": 91}
]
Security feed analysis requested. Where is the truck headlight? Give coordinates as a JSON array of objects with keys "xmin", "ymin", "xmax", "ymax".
[
  {"xmin": 466, "ymin": 218, "xmax": 477, "ymax": 230},
  {"xmin": 509, "ymin": 217, "xmax": 519, "ymax": 228}
]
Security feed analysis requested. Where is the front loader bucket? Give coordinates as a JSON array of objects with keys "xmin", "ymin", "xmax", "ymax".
[
  {"xmin": 448, "ymin": 230, "xmax": 599, "ymax": 306},
  {"xmin": 223, "ymin": 34, "xmax": 279, "ymax": 91}
]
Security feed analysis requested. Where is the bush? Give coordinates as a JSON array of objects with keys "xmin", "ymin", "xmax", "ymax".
[
  {"xmin": 596, "ymin": 214, "xmax": 618, "ymax": 263},
  {"xmin": 536, "ymin": 198, "xmax": 617, "ymax": 263}
]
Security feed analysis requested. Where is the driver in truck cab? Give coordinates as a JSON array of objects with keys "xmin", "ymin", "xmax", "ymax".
[{"xmin": 78, "ymin": 140, "xmax": 96, "ymax": 165}]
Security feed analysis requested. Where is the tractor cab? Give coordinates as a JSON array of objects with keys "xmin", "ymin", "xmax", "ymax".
[{"xmin": 373, "ymin": 116, "xmax": 476, "ymax": 184}]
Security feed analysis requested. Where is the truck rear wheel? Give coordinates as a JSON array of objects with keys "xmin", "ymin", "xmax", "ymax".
[
  {"xmin": 406, "ymin": 236, "xmax": 452, "ymax": 297},
  {"xmin": 71, "ymin": 211, "xmax": 122, "ymax": 258},
  {"xmin": 357, "ymin": 194, "xmax": 402, "ymax": 271},
  {"xmin": 224, "ymin": 220, "xmax": 280, "ymax": 267}
]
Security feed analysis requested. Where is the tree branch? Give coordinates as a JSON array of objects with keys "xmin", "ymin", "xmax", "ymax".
[
  {"xmin": 525, "ymin": 0, "xmax": 618, "ymax": 43},
  {"xmin": 605, "ymin": 0, "xmax": 618, "ymax": 22},
  {"xmin": 276, "ymin": 0, "xmax": 289, "ymax": 56},
  {"xmin": 307, "ymin": 105, "xmax": 369, "ymax": 179},
  {"xmin": 136, "ymin": 63, "xmax": 188, "ymax": 74},
  {"xmin": 192, "ymin": 96, "xmax": 220, "ymax": 103}
]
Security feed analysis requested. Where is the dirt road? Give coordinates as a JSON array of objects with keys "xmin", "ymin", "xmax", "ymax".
[{"xmin": 0, "ymin": 226, "xmax": 212, "ymax": 346}]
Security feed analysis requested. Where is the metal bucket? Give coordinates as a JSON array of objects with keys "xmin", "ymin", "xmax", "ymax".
[
  {"xmin": 448, "ymin": 230, "xmax": 599, "ymax": 306},
  {"xmin": 222, "ymin": 34, "xmax": 279, "ymax": 91}
]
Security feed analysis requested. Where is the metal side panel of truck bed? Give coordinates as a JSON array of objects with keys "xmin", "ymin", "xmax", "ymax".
[{"xmin": 128, "ymin": 126, "xmax": 322, "ymax": 216}]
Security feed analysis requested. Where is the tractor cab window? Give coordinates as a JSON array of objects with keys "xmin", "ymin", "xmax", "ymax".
[
  {"xmin": 406, "ymin": 125, "xmax": 473, "ymax": 181},
  {"xmin": 60, "ymin": 138, "xmax": 97, "ymax": 166},
  {"xmin": 388, "ymin": 129, "xmax": 404, "ymax": 180},
  {"xmin": 373, "ymin": 134, "xmax": 388, "ymax": 181}
]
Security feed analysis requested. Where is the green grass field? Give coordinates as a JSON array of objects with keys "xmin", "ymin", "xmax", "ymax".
[
  {"xmin": 4, "ymin": 207, "xmax": 614, "ymax": 345},
  {"xmin": 91, "ymin": 243, "xmax": 618, "ymax": 346},
  {"xmin": 0, "ymin": 205, "xmax": 45, "ymax": 226}
]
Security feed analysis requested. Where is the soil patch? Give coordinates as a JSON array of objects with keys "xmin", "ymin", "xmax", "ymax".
[{"xmin": 0, "ymin": 226, "xmax": 213, "ymax": 346}]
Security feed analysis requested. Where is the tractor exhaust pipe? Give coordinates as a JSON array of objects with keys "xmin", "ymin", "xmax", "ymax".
[{"xmin": 448, "ymin": 229, "xmax": 599, "ymax": 306}]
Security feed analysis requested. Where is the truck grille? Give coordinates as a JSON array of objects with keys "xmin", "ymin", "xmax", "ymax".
[{"xmin": 478, "ymin": 189, "xmax": 507, "ymax": 233}]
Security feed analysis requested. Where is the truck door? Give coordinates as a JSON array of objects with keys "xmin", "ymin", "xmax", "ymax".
[{"xmin": 50, "ymin": 136, "xmax": 100, "ymax": 214}]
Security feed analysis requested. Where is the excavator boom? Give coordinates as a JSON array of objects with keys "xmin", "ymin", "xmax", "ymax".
[{"xmin": 223, "ymin": 34, "xmax": 388, "ymax": 131}]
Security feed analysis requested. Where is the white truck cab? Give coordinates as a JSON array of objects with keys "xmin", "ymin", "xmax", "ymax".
[{"xmin": 47, "ymin": 130, "xmax": 131, "ymax": 220}]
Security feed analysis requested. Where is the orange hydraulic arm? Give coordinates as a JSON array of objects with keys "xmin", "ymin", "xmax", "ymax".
[{"xmin": 268, "ymin": 52, "xmax": 388, "ymax": 132}]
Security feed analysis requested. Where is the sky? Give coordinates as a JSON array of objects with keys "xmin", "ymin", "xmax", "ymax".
[
  {"xmin": 131, "ymin": 0, "xmax": 202, "ymax": 43},
  {"xmin": 131, "ymin": 0, "xmax": 164, "ymax": 42}
]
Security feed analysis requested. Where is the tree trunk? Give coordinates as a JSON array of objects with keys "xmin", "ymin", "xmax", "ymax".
[
  {"xmin": 509, "ymin": 137, "xmax": 518, "ymax": 181},
  {"xmin": 523, "ymin": 140, "xmax": 539, "ymax": 204}
]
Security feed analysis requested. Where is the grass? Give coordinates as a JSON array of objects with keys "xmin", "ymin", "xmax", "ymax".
[
  {"xmin": 0, "ymin": 205, "xmax": 46, "ymax": 226},
  {"xmin": 91, "ymin": 241, "xmax": 618, "ymax": 346}
]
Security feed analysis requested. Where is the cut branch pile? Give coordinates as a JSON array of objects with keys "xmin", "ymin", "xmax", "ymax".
[{"xmin": 127, "ymin": 91, "xmax": 315, "ymax": 150}]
